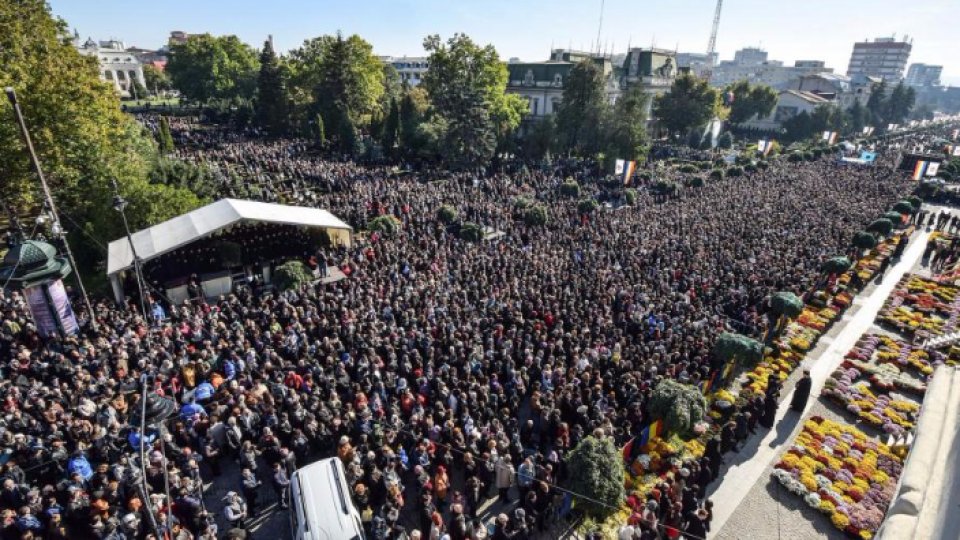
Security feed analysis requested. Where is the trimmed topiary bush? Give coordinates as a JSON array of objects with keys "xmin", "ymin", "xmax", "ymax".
[
  {"xmin": 867, "ymin": 218, "xmax": 894, "ymax": 237},
  {"xmin": 459, "ymin": 222, "xmax": 483, "ymax": 242},
  {"xmin": 787, "ymin": 153, "xmax": 803, "ymax": 163},
  {"xmin": 907, "ymin": 195, "xmax": 922, "ymax": 211},
  {"xmin": 368, "ymin": 215, "xmax": 401, "ymax": 235},
  {"xmin": 689, "ymin": 177, "xmax": 705, "ymax": 188},
  {"xmin": 560, "ymin": 179, "xmax": 580, "ymax": 197},
  {"xmin": 624, "ymin": 188, "xmax": 638, "ymax": 205},
  {"xmin": 744, "ymin": 163, "xmax": 758, "ymax": 173},
  {"xmin": 273, "ymin": 260, "xmax": 313, "ymax": 291},
  {"xmin": 727, "ymin": 166, "xmax": 744, "ymax": 177},
  {"xmin": 577, "ymin": 198, "xmax": 599, "ymax": 215},
  {"xmin": 892, "ymin": 201, "xmax": 914, "ymax": 215},
  {"xmin": 565, "ymin": 436, "xmax": 625, "ymax": 518},
  {"xmin": 852, "ymin": 231, "xmax": 878, "ymax": 251},
  {"xmin": 821, "ymin": 256, "xmax": 852, "ymax": 274},
  {"xmin": 513, "ymin": 196, "xmax": 533, "ymax": 209},
  {"xmin": 524, "ymin": 205, "xmax": 548, "ymax": 226},
  {"xmin": 756, "ymin": 160, "xmax": 770, "ymax": 170},
  {"xmin": 679, "ymin": 163, "xmax": 698, "ymax": 174},
  {"xmin": 883, "ymin": 211, "xmax": 905, "ymax": 226},
  {"xmin": 711, "ymin": 332, "xmax": 764, "ymax": 370},
  {"xmin": 437, "ymin": 204, "xmax": 458, "ymax": 224},
  {"xmin": 648, "ymin": 379, "xmax": 708, "ymax": 437},
  {"xmin": 709, "ymin": 168, "xmax": 724, "ymax": 180}
]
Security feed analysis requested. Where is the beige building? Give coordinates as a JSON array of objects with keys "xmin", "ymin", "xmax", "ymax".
[{"xmin": 76, "ymin": 37, "xmax": 146, "ymax": 98}]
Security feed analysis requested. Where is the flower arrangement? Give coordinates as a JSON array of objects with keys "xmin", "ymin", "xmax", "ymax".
[
  {"xmin": 772, "ymin": 417, "xmax": 902, "ymax": 538},
  {"xmin": 822, "ymin": 365, "xmax": 918, "ymax": 436}
]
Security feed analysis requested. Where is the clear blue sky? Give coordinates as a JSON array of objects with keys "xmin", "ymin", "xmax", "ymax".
[{"xmin": 50, "ymin": 0, "xmax": 960, "ymax": 85}]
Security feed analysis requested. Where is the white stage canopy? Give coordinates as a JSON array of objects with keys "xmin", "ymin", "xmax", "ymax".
[{"xmin": 106, "ymin": 198, "xmax": 353, "ymax": 277}]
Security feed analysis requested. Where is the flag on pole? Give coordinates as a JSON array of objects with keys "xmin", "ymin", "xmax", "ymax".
[
  {"xmin": 637, "ymin": 419, "xmax": 665, "ymax": 447},
  {"xmin": 952, "ymin": 128, "xmax": 959, "ymax": 141},
  {"xmin": 757, "ymin": 139, "xmax": 766, "ymax": 154},
  {"xmin": 764, "ymin": 139, "xmax": 775, "ymax": 156},
  {"xmin": 822, "ymin": 131, "xmax": 837, "ymax": 144},
  {"xmin": 913, "ymin": 161, "xmax": 928, "ymax": 180},
  {"xmin": 862, "ymin": 126, "xmax": 875, "ymax": 136},
  {"xmin": 622, "ymin": 161, "xmax": 636, "ymax": 185}
]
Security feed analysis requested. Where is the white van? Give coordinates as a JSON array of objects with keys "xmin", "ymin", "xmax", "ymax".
[{"xmin": 289, "ymin": 457, "xmax": 366, "ymax": 540}]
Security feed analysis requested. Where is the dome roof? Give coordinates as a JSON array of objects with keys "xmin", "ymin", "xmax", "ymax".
[{"xmin": 3, "ymin": 240, "xmax": 58, "ymax": 269}]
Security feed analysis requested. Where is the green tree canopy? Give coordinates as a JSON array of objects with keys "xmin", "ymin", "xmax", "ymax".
[
  {"xmin": 142, "ymin": 64, "xmax": 172, "ymax": 94},
  {"xmin": 821, "ymin": 256, "xmax": 852, "ymax": 274},
  {"xmin": 255, "ymin": 38, "xmax": 290, "ymax": 136},
  {"xmin": 711, "ymin": 332, "xmax": 763, "ymax": 369},
  {"xmin": 885, "ymin": 81, "xmax": 916, "ymax": 126},
  {"xmin": 867, "ymin": 218, "xmax": 894, "ymax": 237},
  {"xmin": 846, "ymin": 99, "xmax": 869, "ymax": 134},
  {"xmin": 565, "ymin": 436, "xmax": 625, "ymax": 518},
  {"xmin": 604, "ymin": 84, "xmax": 650, "ymax": 161},
  {"xmin": 648, "ymin": 380, "xmax": 708, "ymax": 436},
  {"xmin": 852, "ymin": 231, "xmax": 878, "ymax": 251},
  {"xmin": 770, "ymin": 291, "xmax": 803, "ymax": 319},
  {"xmin": 1, "ymin": 1, "xmax": 202, "ymax": 277},
  {"xmin": 654, "ymin": 74, "xmax": 725, "ymax": 136},
  {"xmin": 726, "ymin": 80, "xmax": 778, "ymax": 124},
  {"xmin": 422, "ymin": 33, "xmax": 523, "ymax": 167},
  {"xmin": 166, "ymin": 34, "xmax": 259, "ymax": 103},
  {"xmin": 556, "ymin": 60, "xmax": 609, "ymax": 155}
]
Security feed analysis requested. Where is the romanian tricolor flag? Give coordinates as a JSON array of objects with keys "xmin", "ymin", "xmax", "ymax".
[
  {"xmin": 616, "ymin": 159, "xmax": 637, "ymax": 185},
  {"xmin": 822, "ymin": 131, "xmax": 837, "ymax": 144},
  {"xmin": 636, "ymin": 419, "xmax": 664, "ymax": 447}
]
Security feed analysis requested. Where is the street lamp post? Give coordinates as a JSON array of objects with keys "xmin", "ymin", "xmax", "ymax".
[
  {"xmin": 110, "ymin": 177, "xmax": 149, "ymax": 317},
  {"xmin": 5, "ymin": 87, "xmax": 98, "ymax": 331}
]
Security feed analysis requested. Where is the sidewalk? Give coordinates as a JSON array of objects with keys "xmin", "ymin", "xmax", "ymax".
[{"xmin": 706, "ymin": 227, "xmax": 931, "ymax": 538}]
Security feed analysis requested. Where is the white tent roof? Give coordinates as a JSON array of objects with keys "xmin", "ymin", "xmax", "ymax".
[{"xmin": 106, "ymin": 199, "xmax": 352, "ymax": 276}]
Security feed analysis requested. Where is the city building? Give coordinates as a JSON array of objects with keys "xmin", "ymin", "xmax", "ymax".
[
  {"xmin": 380, "ymin": 56, "xmax": 429, "ymax": 86},
  {"xmin": 506, "ymin": 50, "xmax": 618, "ymax": 120},
  {"xmin": 733, "ymin": 47, "xmax": 768, "ymax": 66},
  {"xmin": 846, "ymin": 37, "xmax": 912, "ymax": 82},
  {"xmin": 168, "ymin": 31, "xmax": 191, "ymax": 45},
  {"xmin": 76, "ymin": 37, "xmax": 146, "ymax": 98},
  {"xmin": 676, "ymin": 52, "xmax": 718, "ymax": 77},
  {"xmin": 620, "ymin": 47, "xmax": 678, "ymax": 109},
  {"xmin": 742, "ymin": 90, "xmax": 831, "ymax": 131},
  {"xmin": 783, "ymin": 72, "xmax": 878, "ymax": 110},
  {"xmin": 905, "ymin": 63, "xmax": 943, "ymax": 87},
  {"xmin": 710, "ymin": 59, "xmax": 832, "ymax": 89}
]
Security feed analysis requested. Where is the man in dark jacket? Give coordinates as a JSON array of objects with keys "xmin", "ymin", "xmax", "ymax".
[{"xmin": 790, "ymin": 371, "xmax": 813, "ymax": 412}]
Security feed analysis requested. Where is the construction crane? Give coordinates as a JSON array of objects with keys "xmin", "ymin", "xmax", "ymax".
[{"xmin": 702, "ymin": 0, "xmax": 723, "ymax": 80}]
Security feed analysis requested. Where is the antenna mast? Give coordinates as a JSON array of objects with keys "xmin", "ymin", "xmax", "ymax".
[{"xmin": 704, "ymin": 0, "xmax": 723, "ymax": 79}]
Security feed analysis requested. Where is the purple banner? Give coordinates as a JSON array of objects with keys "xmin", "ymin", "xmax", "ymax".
[{"xmin": 24, "ymin": 280, "xmax": 79, "ymax": 337}]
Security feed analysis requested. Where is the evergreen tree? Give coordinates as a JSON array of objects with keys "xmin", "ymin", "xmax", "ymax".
[
  {"xmin": 157, "ymin": 116, "xmax": 175, "ymax": 154},
  {"xmin": 382, "ymin": 98, "xmax": 401, "ymax": 157},
  {"xmin": 314, "ymin": 113, "xmax": 326, "ymax": 147},
  {"xmin": 726, "ymin": 80, "xmax": 778, "ymax": 124},
  {"xmin": 399, "ymin": 88, "xmax": 428, "ymax": 158},
  {"xmin": 846, "ymin": 99, "xmax": 869, "ymax": 135},
  {"xmin": 255, "ymin": 38, "xmax": 289, "ymax": 136},
  {"xmin": 556, "ymin": 60, "xmax": 608, "ymax": 155},
  {"xmin": 440, "ymin": 87, "xmax": 496, "ymax": 169},
  {"xmin": 885, "ymin": 81, "xmax": 916, "ymax": 126},
  {"xmin": 866, "ymin": 81, "xmax": 887, "ymax": 126}
]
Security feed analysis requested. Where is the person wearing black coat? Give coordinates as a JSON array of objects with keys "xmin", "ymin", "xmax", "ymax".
[
  {"xmin": 683, "ymin": 508, "xmax": 709, "ymax": 540},
  {"xmin": 790, "ymin": 371, "xmax": 813, "ymax": 412},
  {"xmin": 704, "ymin": 437, "xmax": 722, "ymax": 480},
  {"xmin": 760, "ymin": 393, "xmax": 778, "ymax": 429}
]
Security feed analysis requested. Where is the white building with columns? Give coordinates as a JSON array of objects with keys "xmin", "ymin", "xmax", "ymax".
[{"xmin": 76, "ymin": 37, "xmax": 146, "ymax": 98}]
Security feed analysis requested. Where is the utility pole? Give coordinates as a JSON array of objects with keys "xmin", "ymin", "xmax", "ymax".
[{"xmin": 5, "ymin": 87, "xmax": 98, "ymax": 331}]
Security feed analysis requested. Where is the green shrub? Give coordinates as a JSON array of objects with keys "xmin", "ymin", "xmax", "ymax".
[
  {"xmin": 560, "ymin": 179, "xmax": 580, "ymax": 197},
  {"xmin": 727, "ymin": 166, "xmax": 744, "ymax": 177},
  {"xmin": 803, "ymin": 151, "xmax": 815, "ymax": 161},
  {"xmin": 697, "ymin": 161, "xmax": 712, "ymax": 171},
  {"xmin": 624, "ymin": 188, "xmax": 638, "ymax": 205},
  {"xmin": 577, "ymin": 198, "xmax": 599, "ymax": 214},
  {"xmin": 892, "ymin": 201, "xmax": 914, "ymax": 215},
  {"xmin": 787, "ymin": 153, "xmax": 803, "ymax": 163},
  {"xmin": 867, "ymin": 218, "xmax": 893, "ymax": 237},
  {"xmin": 678, "ymin": 163, "xmax": 698, "ymax": 174},
  {"xmin": 689, "ymin": 177, "xmax": 705, "ymax": 188},
  {"xmin": 744, "ymin": 163, "xmax": 758, "ymax": 173},
  {"xmin": 639, "ymin": 171, "xmax": 652, "ymax": 181},
  {"xmin": 852, "ymin": 231, "xmax": 878, "ymax": 251},
  {"xmin": 811, "ymin": 148, "xmax": 824, "ymax": 159},
  {"xmin": 459, "ymin": 222, "xmax": 483, "ymax": 242},
  {"xmin": 367, "ymin": 215, "xmax": 401, "ymax": 235},
  {"xmin": 565, "ymin": 436, "xmax": 625, "ymax": 518},
  {"xmin": 437, "ymin": 204, "xmax": 458, "ymax": 224},
  {"xmin": 513, "ymin": 196, "xmax": 533, "ymax": 209},
  {"xmin": 821, "ymin": 256, "xmax": 852, "ymax": 274},
  {"xmin": 524, "ymin": 205, "xmax": 548, "ymax": 226},
  {"xmin": 756, "ymin": 160, "xmax": 770, "ymax": 170},
  {"xmin": 709, "ymin": 168, "xmax": 724, "ymax": 180},
  {"xmin": 907, "ymin": 195, "xmax": 922, "ymax": 210},
  {"xmin": 883, "ymin": 211, "xmax": 905, "ymax": 226},
  {"xmin": 718, "ymin": 131, "xmax": 734, "ymax": 149},
  {"xmin": 648, "ymin": 379, "xmax": 707, "ymax": 437},
  {"xmin": 273, "ymin": 260, "xmax": 312, "ymax": 291}
]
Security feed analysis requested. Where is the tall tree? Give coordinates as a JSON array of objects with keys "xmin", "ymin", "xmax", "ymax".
[
  {"xmin": 1, "ymin": 0, "xmax": 201, "ymax": 273},
  {"xmin": 726, "ymin": 80, "xmax": 778, "ymax": 124},
  {"xmin": 866, "ymin": 81, "xmax": 887, "ymax": 126},
  {"xmin": 255, "ymin": 38, "xmax": 290, "ymax": 136},
  {"xmin": 399, "ymin": 87, "xmax": 429, "ymax": 158},
  {"xmin": 157, "ymin": 116, "xmax": 175, "ymax": 154},
  {"xmin": 556, "ymin": 60, "xmax": 608, "ymax": 155},
  {"xmin": 654, "ymin": 74, "xmax": 725, "ymax": 136},
  {"xmin": 885, "ymin": 81, "xmax": 916, "ymax": 125},
  {"xmin": 166, "ymin": 34, "xmax": 259, "ymax": 103},
  {"xmin": 289, "ymin": 32, "xmax": 384, "ymax": 137},
  {"xmin": 422, "ymin": 33, "xmax": 525, "ymax": 167},
  {"xmin": 846, "ymin": 99, "xmax": 869, "ymax": 134},
  {"xmin": 142, "ymin": 64, "xmax": 172, "ymax": 94},
  {"xmin": 604, "ymin": 85, "xmax": 649, "ymax": 161},
  {"xmin": 382, "ymin": 99, "xmax": 401, "ymax": 157}
]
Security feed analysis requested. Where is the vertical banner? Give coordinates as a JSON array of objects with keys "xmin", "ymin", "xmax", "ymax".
[
  {"xmin": 24, "ymin": 280, "xmax": 78, "ymax": 337},
  {"xmin": 926, "ymin": 162, "xmax": 941, "ymax": 177},
  {"xmin": 913, "ymin": 161, "xmax": 928, "ymax": 181}
]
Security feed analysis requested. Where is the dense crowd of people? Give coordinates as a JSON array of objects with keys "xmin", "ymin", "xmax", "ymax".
[{"xmin": 0, "ymin": 117, "xmax": 925, "ymax": 540}]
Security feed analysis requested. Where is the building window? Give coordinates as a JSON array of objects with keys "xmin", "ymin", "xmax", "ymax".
[
  {"xmin": 104, "ymin": 70, "xmax": 113, "ymax": 80},
  {"xmin": 554, "ymin": 73, "xmax": 562, "ymax": 86},
  {"xmin": 116, "ymin": 70, "xmax": 126, "ymax": 81},
  {"xmin": 524, "ymin": 69, "xmax": 534, "ymax": 86},
  {"xmin": 532, "ymin": 98, "xmax": 539, "ymax": 115},
  {"xmin": 129, "ymin": 70, "xmax": 138, "ymax": 83},
  {"xmin": 551, "ymin": 98, "xmax": 561, "ymax": 113}
]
